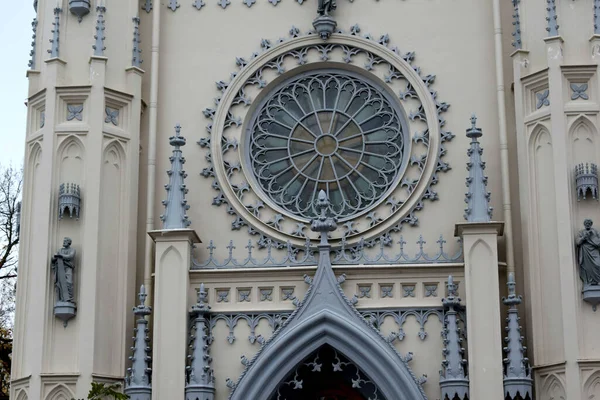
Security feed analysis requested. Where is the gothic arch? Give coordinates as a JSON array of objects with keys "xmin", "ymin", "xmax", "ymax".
[
  {"xmin": 45, "ymin": 384, "xmax": 74, "ymax": 400},
  {"xmin": 584, "ymin": 370, "xmax": 600, "ymax": 399},
  {"xmin": 528, "ymin": 122, "xmax": 552, "ymax": 150},
  {"xmin": 569, "ymin": 115, "xmax": 598, "ymax": 163},
  {"xmin": 57, "ymin": 136, "xmax": 85, "ymax": 184},
  {"xmin": 14, "ymin": 388, "xmax": 28, "ymax": 400},
  {"xmin": 540, "ymin": 374, "xmax": 566, "ymax": 400},
  {"xmin": 467, "ymin": 238, "xmax": 493, "ymax": 262}
]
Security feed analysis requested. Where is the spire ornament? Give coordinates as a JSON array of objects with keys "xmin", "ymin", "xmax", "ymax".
[
  {"xmin": 185, "ymin": 283, "xmax": 215, "ymax": 400},
  {"xmin": 124, "ymin": 286, "xmax": 153, "ymax": 400},
  {"xmin": 502, "ymin": 273, "xmax": 532, "ymax": 400},
  {"xmin": 28, "ymin": 18, "xmax": 38, "ymax": 69},
  {"xmin": 160, "ymin": 124, "xmax": 191, "ymax": 229},
  {"xmin": 132, "ymin": 17, "xmax": 142, "ymax": 68},
  {"xmin": 464, "ymin": 115, "xmax": 493, "ymax": 223},
  {"xmin": 439, "ymin": 275, "xmax": 469, "ymax": 400},
  {"xmin": 546, "ymin": 0, "xmax": 559, "ymax": 37},
  {"xmin": 512, "ymin": 0, "xmax": 522, "ymax": 49},
  {"xmin": 93, "ymin": 6, "xmax": 106, "ymax": 57},
  {"xmin": 48, "ymin": 7, "xmax": 62, "ymax": 59},
  {"xmin": 595, "ymin": 0, "xmax": 600, "ymax": 34}
]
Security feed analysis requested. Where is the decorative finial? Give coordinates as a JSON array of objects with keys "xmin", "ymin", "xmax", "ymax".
[
  {"xmin": 28, "ymin": 18, "xmax": 38, "ymax": 69},
  {"xmin": 310, "ymin": 190, "xmax": 337, "ymax": 246},
  {"xmin": 440, "ymin": 275, "xmax": 469, "ymax": 400},
  {"xmin": 124, "ymin": 285, "xmax": 152, "ymax": 400},
  {"xmin": 132, "ymin": 17, "xmax": 142, "ymax": 67},
  {"xmin": 502, "ymin": 273, "xmax": 532, "ymax": 400},
  {"xmin": 464, "ymin": 114, "xmax": 492, "ymax": 222},
  {"xmin": 160, "ymin": 124, "xmax": 191, "ymax": 230},
  {"xmin": 48, "ymin": 7, "xmax": 62, "ymax": 59},
  {"xmin": 512, "ymin": 0, "xmax": 522, "ymax": 49},
  {"xmin": 93, "ymin": 6, "xmax": 106, "ymax": 57},
  {"xmin": 546, "ymin": 0, "xmax": 559, "ymax": 37},
  {"xmin": 186, "ymin": 283, "xmax": 215, "ymax": 399}
]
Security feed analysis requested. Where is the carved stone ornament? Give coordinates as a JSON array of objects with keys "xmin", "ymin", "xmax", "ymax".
[
  {"xmin": 576, "ymin": 163, "xmax": 598, "ymax": 201},
  {"xmin": 576, "ymin": 219, "xmax": 600, "ymax": 311},
  {"xmin": 59, "ymin": 183, "xmax": 81, "ymax": 220},
  {"xmin": 226, "ymin": 192, "xmax": 427, "ymax": 400},
  {"xmin": 51, "ymin": 237, "xmax": 77, "ymax": 327},
  {"xmin": 198, "ymin": 25, "xmax": 453, "ymax": 249},
  {"xmin": 69, "ymin": 0, "xmax": 91, "ymax": 22},
  {"xmin": 313, "ymin": 0, "xmax": 337, "ymax": 41}
]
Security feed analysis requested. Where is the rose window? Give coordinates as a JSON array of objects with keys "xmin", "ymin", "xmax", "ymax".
[{"xmin": 248, "ymin": 70, "xmax": 408, "ymax": 221}]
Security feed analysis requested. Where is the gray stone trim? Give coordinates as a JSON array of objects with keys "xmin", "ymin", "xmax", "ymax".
[
  {"xmin": 48, "ymin": 7, "xmax": 62, "ymax": 59},
  {"xmin": 439, "ymin": 276, "xmax": 469, "ymax": 400},
  {"xmin": 124, "ymin": 286, "xmax": 152, "ymax": 400},
  {"xmin": 503, "ymin": 273, "xmax": 532, "ymax": 400},
  {"xmin": 185, "ymin": 283, "xmax": 215, "ymax": 400},
  {"xmin": 160, "ymin": 124, "xmax": 192, "ymax": 229},
  {"xmin": 512, "ymin": 0, "xmax": 522, "ymax": 49},
  {"xmin": 28, "ymin": 18, "xmax": 38, "ymax": 69},
  {"xmin": 93, "ymin": 6, "xmax": 106, "ymax": 57},
  {"xmin": 132, "ymin": 17, "xmax": 142, "ymax": 67},
  {"xmin": 596, "ymin": 0, "xmax": 600, "ymax": 34},
  {"xmin": 463, "ymin": 115, "xmax": 493, "ymax": 223},
  {"xmin": 546, "ymin": 0, "xmax": 559, "ymax": 37},
  {"xmin": 227, "ymin": 192, "xmax": 427, "ymax": 400},
  {"xmin": 192, "ymin": 234, "xmax": 462, "ymax": 269}
]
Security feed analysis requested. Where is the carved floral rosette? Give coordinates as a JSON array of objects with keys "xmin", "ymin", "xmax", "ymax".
[{"xmin": 199, "ymin": 26, "xmax": 452, "ymax": 248}]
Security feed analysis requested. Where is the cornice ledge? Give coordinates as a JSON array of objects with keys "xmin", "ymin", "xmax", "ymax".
[
  {"xmin": 454, "ymin": 221, "xmax": 504, "ymax": 237},
  {"xmin": 45, "ymin": 57, "xmax": 67, "ymax": 65},
  {"xmin": 148, "ymin": 228, "xmax": 201, "ymax": 244},
  {"xmin": 125, "ymin": 66, "xmax": 145, "ymax": 75},
  {"xmin": 590, "ymin": 34, "xmax": 600, "ymax": 42},
  {"xmin": 510, "ymin": 49, "xmax": 530, "ymax": 58},
  {"xmin": 530, "ymin": 361, "xmax": 567, "ymax": 370},
  {"xmin": 10, "ymin": 375, "xmax": 32, "ymax": 385},
  {"xmin": 543, "ymin": 35, "xmax": 564, "ymax": 44},
  {"xmin": 89, "ymin": 55, "xmax": 108, "ymax": 63}
]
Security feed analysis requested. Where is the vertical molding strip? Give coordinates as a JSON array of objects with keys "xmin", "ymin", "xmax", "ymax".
[{"xmin": 48, "ymin": 7, "xmax": 62, "ymax": 59}]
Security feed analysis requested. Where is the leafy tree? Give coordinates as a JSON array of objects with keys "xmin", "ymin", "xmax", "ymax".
[{"xmin": 86, "ymin": 382, "xmax": 129, "ymax": 400}]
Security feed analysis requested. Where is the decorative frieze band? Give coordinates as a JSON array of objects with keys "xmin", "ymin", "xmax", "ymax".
[{"xmin": 208, "ymin": 307, "xmax": 457, "ymax": 345}]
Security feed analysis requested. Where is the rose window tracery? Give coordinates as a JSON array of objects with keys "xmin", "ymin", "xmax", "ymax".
[{"xmin": 249, "ymin": 71, "xmax": 407, "ymax": 221}]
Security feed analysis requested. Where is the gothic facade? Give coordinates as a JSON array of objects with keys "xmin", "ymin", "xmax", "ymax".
[{"xmin": 10, "ymin": 0, "xmax": 600, "ymax": 399}]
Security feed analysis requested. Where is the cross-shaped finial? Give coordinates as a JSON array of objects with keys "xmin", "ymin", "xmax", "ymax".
[
  {"xmin": 138, "ymin": 285, "xmax": 147, "ymax": 307},
  {"xmin": 470, "ymin": 114, "xmax": 477, "ymax": 130},
  {"xmin": 447, "ymin": 275, "xmax": 457, "ymax": 297},
  {"xmin": 316, "ymin": 190, "xmax": 329, "ymax": 217},
  {"xmin": 169, "ymin": 123, "xmax": 186, "ymax": 147},
  {"xmin": 466, "ymin": 113, "xmax": 483, "ymax": 139}
]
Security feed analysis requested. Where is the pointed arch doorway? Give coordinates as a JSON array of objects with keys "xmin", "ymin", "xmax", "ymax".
[{"xmin": 270, "ymin": 345, "xmax": 385, "ymax": 400}]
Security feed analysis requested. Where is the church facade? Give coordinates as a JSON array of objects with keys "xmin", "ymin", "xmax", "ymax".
[{"xmin": 10, "ymin": 0, "xmax": 600, "ymax": 399}]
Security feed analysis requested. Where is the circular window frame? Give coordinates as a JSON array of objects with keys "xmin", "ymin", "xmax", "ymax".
[
  {"xmin": 207, "ymin": 34, "xmax": 442, "ymax": 247},
  {"xmin": 241, "ymin": 67, "xmax": 412, "ymax": 223}
]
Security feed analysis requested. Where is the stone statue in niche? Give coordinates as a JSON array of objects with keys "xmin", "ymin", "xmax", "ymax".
[
  {"xmin": 51, "ymin": 237, "xmax": 77, "ymax": 326},
  {"xmin": 576, "ymin": 219, "xmax": 600, "ymax": 311}
]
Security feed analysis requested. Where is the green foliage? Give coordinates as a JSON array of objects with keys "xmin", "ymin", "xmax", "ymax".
[
  {"xmin": 87, "ymin": 382, "xmax": 129, "ymax": 400},
  {"xmin": 0, "ymin": 327, "xmax": 11, "ymax": 396}
]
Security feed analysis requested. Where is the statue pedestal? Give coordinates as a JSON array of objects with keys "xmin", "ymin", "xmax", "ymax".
[
  {"xmin": 313, "ymin": 15, "xmax": 337, "ymax": 40},
  {"xmin": 583, "ymin": 284, "xmax": 600, "ymax": 311},
  {"xmin": 54, "ymin": 301, "xmax": 76, "ymax": 327}
]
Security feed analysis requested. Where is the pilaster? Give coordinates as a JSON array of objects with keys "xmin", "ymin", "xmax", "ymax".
[
  {"xmin": 544, "ymin": 35, "xmax": 583, "ymax": 400},
  {"xmin": 149, "ymin": 229, "xmax": 200, "ymax": 400},
  {"xmin": 454, "ymin": 222, "xmax": 505, "ymax": 400}
]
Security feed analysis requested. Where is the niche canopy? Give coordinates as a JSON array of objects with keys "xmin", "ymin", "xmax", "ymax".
[{"xmin": 199, "ymin": 26, "xmax": 452, "ymax": 247}]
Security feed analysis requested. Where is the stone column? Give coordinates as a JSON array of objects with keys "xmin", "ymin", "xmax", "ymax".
[
  {"xmin": 149, "ymin": 229, "xmax": 200, "ymax": 400},
  {"xmin": 455, "ymin": 222, "xmax": 505, "ymax": 400}
]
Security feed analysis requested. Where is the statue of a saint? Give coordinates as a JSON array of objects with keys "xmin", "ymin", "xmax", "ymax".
[
  {"xmin": 51, "ymin": 237, "xmax": 76, "ymax": 303},
  {"xmin": 317, "ymin": 0, "xmax": 336, "ymax": 16},
  {"xmin": 576, "ymin": 219, "xmax": 600, "ymax": 286}
]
